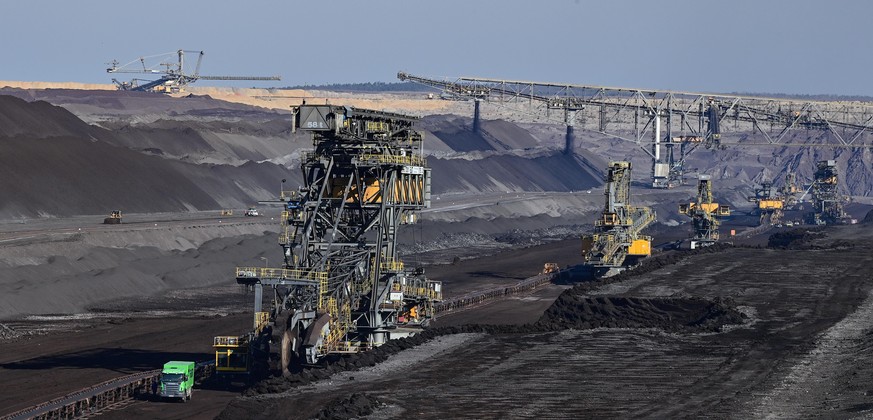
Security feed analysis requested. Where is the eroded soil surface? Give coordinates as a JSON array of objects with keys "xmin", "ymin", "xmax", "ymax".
[{"xmin": 217, "ymin": 226, "xmax": 873, "ymax": 419}]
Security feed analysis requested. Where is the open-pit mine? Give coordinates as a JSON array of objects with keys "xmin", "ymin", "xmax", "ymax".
[{"xmin": 1, "ymin": 72, "xmax": 873, "ymax": 420}]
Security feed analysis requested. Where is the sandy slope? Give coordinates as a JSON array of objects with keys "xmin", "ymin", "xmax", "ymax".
[{"xmin": 0, "ymin": 215, "xmax": 281, "ymax": 319}]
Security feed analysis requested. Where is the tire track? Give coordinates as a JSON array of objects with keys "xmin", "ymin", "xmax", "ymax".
[{"xmin": 750, "ymin": 272, "xmax": 873, "ymax": 418}]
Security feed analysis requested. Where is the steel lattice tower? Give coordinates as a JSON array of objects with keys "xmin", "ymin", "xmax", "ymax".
[{"xmin": 236, "ymin": 105, "xmax": 441, "ymax": 373}]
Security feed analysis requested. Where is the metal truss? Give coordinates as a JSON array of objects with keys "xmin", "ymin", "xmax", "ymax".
[
  {"xmin": 581, "ymin": 161, "xmax": 655, "ymax": 277},
  {"xmin": 398, "ymin": 72, "xmax": 873, "ymax": 188},
  {"xmin": 809, "ymin": 160, "xmax": 846, "ymax": 224},
  {"xmin": 236, "ymin": 105, "xmax": 441, "ymax": 372},
  {"xmin": 679, "ymin": 175, "xmax": 731, "ymax": 246}
]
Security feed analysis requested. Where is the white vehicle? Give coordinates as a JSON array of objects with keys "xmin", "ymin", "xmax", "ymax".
[{"xmin": 245, "ymin": 208, "xmax": 259, "ymax": 217}]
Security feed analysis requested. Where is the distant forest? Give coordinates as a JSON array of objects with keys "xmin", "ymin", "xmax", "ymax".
[
  {"xmin": 277, "ymin": 82, "xmax": 437, "ymax": 93},
  {"xmin": 727, "ymin": 92, "xmax": 873, "ymax": 102},
  {"xmin": 277, "ymin": 82, "xmax": 873, "ymax": 102}
]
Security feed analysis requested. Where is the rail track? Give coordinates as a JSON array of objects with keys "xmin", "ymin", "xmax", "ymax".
[
  {"xmin": 1, "ymin": 269, "xmax": 562, "ymax": 419},
  {"xmin": 435, "ymin": 271, "xmax": 557, "ymax": 315},
  {"xmin": 1, "ymin": 362, "xmax": 214, "ymax": 420},
  {"xmin": 1, "ymin": 369, "xmax": 159, "ymax": 420}
]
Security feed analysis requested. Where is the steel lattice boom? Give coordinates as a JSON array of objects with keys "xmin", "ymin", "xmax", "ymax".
[
  {"xmin": 398, "ymin": 71, "xmax": 873, "ymax": 188},
  {"xmin": 581, "ymin": 161, "xmax": 655, "ymax": 277},
  {"xmin": 808, "ymin": 160, "xmax": 847, "ymax": 225},
  {"xmin": 107, "ymin": 50, "xmax": 280, "ymax": 93},
  {"xmin": 234, "ymin": 105, "xmax": 441, "ymax": 374},
  {"xmin": 678, "ymin": 175, "xmax": 731, "ymax": 248}
]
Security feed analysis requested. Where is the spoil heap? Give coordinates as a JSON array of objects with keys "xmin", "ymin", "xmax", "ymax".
[
  {"xmin": 538, "ymin": 296, "xmax": 745, "ymax": 332},
  {"xmin": 0, "ymin": 95, "xmax": 289, "ymax": 217}
]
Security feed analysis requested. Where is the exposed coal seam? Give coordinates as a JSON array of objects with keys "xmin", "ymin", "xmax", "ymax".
[
  {"xmin": 242, "ymin": 244, "xmax": 747, "ymax": 397},
  {"xmin": 312, "ymin": 392, "xmax": 384, "ymax": 420},
  {"xmin": 228, "ymin": 237, "xmax": 862, "ymax": 409}
]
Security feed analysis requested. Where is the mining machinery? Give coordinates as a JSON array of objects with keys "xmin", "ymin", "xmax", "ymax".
[
  {"xmin": 781, "ymin": 171, "xmax": 801, "ymax": 207},
  {"xmin": 679, "ymin": 175, "xmax": 731, "ymax": 248},
  {"xmin": 102, "ymin": 210, "xmax": 122, "ymax": 225},
  {"xmin": 397, "ymin": 72, "xmax": 873, "ymax": 189},
  {"xmin": 106, "ymin": 50, "xmax": 280, "ymax": 93},
  {"xmin": 581, "ymin": 161, "xmax": 656, "ymax": 277},
  {"xmin": 748, "ymin": 172, "xmax": 801, "ymax": 226},
  {"xmin": 748, "ymin": 181, "xmax": 785, "ymax": 226},
  {"xmin": 808, "ymin": 160, "xmax": 847, "ymax": 224},
  {"xmin": 213, "ymin": 312, "xmax": 271, "ymax": 378},
  {"xmin": 230, "ymin": 104, "xmax": 441, "ymax": 375}
]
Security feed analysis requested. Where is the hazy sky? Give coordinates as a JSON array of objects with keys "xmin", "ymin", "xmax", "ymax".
[{"xmin": 3, "ymin": 0, "xmax": 872, "ymax": 96}]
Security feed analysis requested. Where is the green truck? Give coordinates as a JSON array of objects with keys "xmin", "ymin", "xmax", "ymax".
[{"xmin": 159, "ymin": 361, "xmax": 195, "ymax": 401}]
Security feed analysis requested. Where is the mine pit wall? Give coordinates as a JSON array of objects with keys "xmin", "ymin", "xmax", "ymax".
[
  {"xmin": 0, "ymin": 222, "xmax": 280, "ymax": 320},
  {"xmin": 419, "ymin": 194, "xmax": 603, "ymax": 224}
]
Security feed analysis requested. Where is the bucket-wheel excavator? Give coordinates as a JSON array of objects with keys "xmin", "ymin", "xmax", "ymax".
[
  {"xmin": 223, "ymin": 105, "xmax": 442, "ymax": 376},
  {"xmin": 679, "ymin": 175, "xmax": 731, "ymax": 248},
  {"xmin": 581, "ymin": 161, "xmax": 656, "ymax": 277}
]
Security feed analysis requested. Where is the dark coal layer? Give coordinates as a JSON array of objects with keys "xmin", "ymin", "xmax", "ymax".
[
  {"xmin": 864, "ymin": 209, "xmax": 873, "ymax": 224},
  {"xmin": 538, "ymin": 296, "xmax": 745, "ymax": 332},
  {"xmin": 0, "ymin": 95, "xmax": 291, "ymax": 217},
  {"xmin": 242, "ymin": 301, "xmax": 745, "ymax": 397},
  {"xmin": 239, "ymin": 247, "xmax": 747, "ymax": 400},
  {"xmin": 767, "ymin": 228, "xmax": 827, "ymax": 249},
  {"xmin": 429, "ymin": 153, "xmax": 603, "ymax": 194},
  {"xmin": 313, "ymin": 393, "xmax": 383, "ymax": 420}
]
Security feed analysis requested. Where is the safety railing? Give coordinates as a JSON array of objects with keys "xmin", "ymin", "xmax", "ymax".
[
  {"xmin": 380, "ymin": 260, "xmax": 405, "ymax": 272},
  {"xmin": 279, "ymin": 190, "xmax": 299, "ymax": 200},
  {"xmin": 278, "ymin": 227, "xmax": 296, "ymax": 244},
  {"xmin": 358, "ymin": 153, "xmax": 426, "ymax": 166},
  {"xmin": 213, "ymin": 336, "xmax": 246, "ymax": 347},
  {"xmin": 365, "ymin": 121, "xmax": 389, "ymax": 132},
  {"xmin": 318, "ymin": 276, "xmax": 329, "ymax": 310},
  {"xmin": 330, "ymin": 341, "xmax": 370, "ymax": 353},
  {"xmin": 401, "ymin": 285, "xmax": 442, "ymax": 301},
  {"xmin": 281, "ymin": 210, "xmax": 305, "ymax": 223},
  {"xmin": 235, "ymin": 267, "xmax": 327, "ymax": 282},
  {"xmin": 324, "ymin": 298, "xmax": 351, "ymax": 351},
  {"xmin": 254, "ymin": 312, "xmax": 270, "ymax": 333}
]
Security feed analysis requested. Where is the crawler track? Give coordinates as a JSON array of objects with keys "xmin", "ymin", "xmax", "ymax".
[{"xmin": 0, "ymin": 270, "xmax": 559, "ymax": 419}]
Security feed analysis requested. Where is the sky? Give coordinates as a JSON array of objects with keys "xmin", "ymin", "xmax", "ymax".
[{"xmin": 2, "ymin": 0, "xmax": 872, "ymax": 96}]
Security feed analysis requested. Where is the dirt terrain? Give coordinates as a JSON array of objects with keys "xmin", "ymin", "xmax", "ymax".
[
  {"xmin": 8, "ymin": 228, "xmax": 873, "ymax": 419},
  {"xmin": 0, "ymin": 235, "xmax": 582, "ymax": 419},
  {"xmin": 2, "ymin": 85, "xmax": 873, "ymax": 420},
  {"xmin": 214, "ymin": 226, "xmax": 873, "ymax": 419}
]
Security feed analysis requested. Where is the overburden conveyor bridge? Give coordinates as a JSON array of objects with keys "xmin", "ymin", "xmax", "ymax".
[{"xmin": 399, "ymin": 71, "xmax": 873, "ymax": 188}]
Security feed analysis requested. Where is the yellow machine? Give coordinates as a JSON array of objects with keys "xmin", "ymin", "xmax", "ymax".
[
  {"xmin": 213, "ymin": 312, "xmax": 270, "ymax": 376},
  {"xmin": 542, "ymin": 263, "xmax": 559, "ymax": 274},
  {"xmin": 213, "ymin": 335, "xmax": 250, "ymax": 374},
  {"xmin": 748, "ymin": 180, "xmax": 794, "ymax": 226},
  {"xmin": 226, "ymin": 105, "xmax": 442, "ymax": 376},
  {"xmin": 627, "ymin": 239, "xmax": 651, "ymax": 256},
  {"xmin": 679, "ymin": 175, "xmax": 730, "ymax": 247},
  {"xmin": 103, "ymin": 210, "xmax": 122, "ymax": 225},
  {"xmin": 581, "ymin": 161, "xmax": 656, "ymax": 277},
  {"xmin": 220, "ymin": 209, "xmax": 234, "ymax": 216}
]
